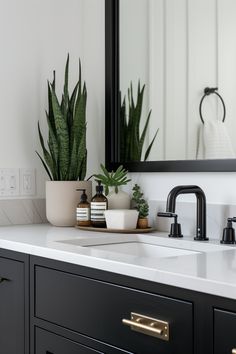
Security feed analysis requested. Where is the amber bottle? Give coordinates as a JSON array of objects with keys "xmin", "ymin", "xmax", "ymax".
[
  {"xmin": 91, "ymin": 181, "xmax": 108, "ymax": 228},
  {"xmin": 76, "ymin": 189, "xmax": 91, "ymax": 227}
]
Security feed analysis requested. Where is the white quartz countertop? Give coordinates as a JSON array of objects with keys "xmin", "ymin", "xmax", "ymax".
[{"xmin": 0, "ymin": 224, "xmax": 235, "ymax": 300}]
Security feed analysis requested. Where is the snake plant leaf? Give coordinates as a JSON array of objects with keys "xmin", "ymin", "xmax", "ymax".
[
  {"xmin": 76, "ymin": 128, "xmax": 87, "ymax": 180},
  {"xmin": 79, "ymin": 150, "xmax": 87, "ymax": 181},
  {"xmin": 144, "ymin": 128, "xmax": 159, "ymax": 161},
  {"xmin": 63, "ymin": 54, "xmax": 69, "ymax": 110},
  {"xmin": 66, "ymin": 81, "xmax": 79, "ymax": 152},
  {"xmin": 37, "ymin": 122, "xmax": 55, "ymax": 179},
  {"xmin": 50, "ymin": 85, "xmax": 69, "ymax": 180},
  {"xmin": 139, "ymin": 110, "xmax": 152, "ymax": 159},
  {"xmin": 46, "ymin": 112, "xmax": 59, "ymax": 176},
  {"xmin": 72, "ymin": 82, "xmax": 87, "ymax": 155},
  {"xmin": 69, "ymin": 123, "xmax": 86, "ymax": 180},
  {"xmin": 36, "ymin": 152, "xmax": 52, "ymax": 181}
]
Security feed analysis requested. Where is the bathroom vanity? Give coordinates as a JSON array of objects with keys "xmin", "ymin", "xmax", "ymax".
[{"xmin": 0, "ymin": 224, "xmax": 236, "ymax": 354}]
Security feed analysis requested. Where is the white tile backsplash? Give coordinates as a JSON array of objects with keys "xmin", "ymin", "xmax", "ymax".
[
  {"xmin": 149, "ymin": 200, "xmax": 236, "ymax": 240},
  {"xmin": 0, "ymin": 199, "xmax": 46, "ymax": 226}
]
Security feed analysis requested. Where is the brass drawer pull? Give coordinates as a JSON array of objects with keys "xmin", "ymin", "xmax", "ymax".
[
  {"xmin": 232, "ymin": 349, "xmax": 236, "ymax": 354},
  {"xmin": 122, "ymin": 312, "xmax": 169, "ymax": 341}
]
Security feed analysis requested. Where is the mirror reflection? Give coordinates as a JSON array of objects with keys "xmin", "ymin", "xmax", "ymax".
[{"xmin": 120, "ymin": 0, "xmax": 236, "ymax": 162}]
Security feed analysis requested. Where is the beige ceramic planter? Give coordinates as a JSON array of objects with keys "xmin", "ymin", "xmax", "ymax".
[{"xmin": 46, "ymin": 181, "xmax": 92, "ymax": 226}]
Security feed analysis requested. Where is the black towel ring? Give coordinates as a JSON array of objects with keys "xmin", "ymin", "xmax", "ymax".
[{"xmin": 199, "ymin": 87, "xmax": 226, "ymax": 124}]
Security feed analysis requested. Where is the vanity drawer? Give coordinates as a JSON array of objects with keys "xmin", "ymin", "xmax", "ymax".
[
  {"xmin": 35, "ymin": 327, "xmax": 102, "ymax": 354},
  {"xmin": 214, "ymin": 308, "xmax": 236, "ymax": 354},
  {"xmin": 35, "ymin": 266, "xmax": 193, "ymax": 354}
]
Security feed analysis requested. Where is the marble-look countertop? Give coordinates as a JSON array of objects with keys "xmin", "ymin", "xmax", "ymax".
[{"xmin": 0, "ymin": 224, "xmax": 235, "ymax": 299}]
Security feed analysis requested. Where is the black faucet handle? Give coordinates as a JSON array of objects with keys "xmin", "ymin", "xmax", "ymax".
[
  {"xmin": 157, "ymin": 212, "xmax": 177, "ymax": 219},
  {"xmin": 221, "ymin": 217, "xmax": 236, "ymax": 244},
  {"xmin": 157, "ymin": 212, "xmax": 183, "ymax": 238}
]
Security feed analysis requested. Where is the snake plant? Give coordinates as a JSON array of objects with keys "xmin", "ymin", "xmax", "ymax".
[
  {"xmin": 120, "ymin": 81, "xmax": 158, "ymax": 162},
  {"xmin": 36, "ymin": 54, "xmax": 87, "ymax": 181},
  {"xmin": 94, "ymin": 164, "xmax": 131, "ymax": 196}
]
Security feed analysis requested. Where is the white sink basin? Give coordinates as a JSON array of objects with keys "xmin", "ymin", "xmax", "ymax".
[
  {"xmin": 81, "ymin": 241, "xmax": 198, "ymax": 258},
  {"xmin": 57, "ymin": 234, "xmax": 201, "ymax": 260}
]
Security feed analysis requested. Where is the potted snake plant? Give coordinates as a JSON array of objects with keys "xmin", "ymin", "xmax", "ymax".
[{"xmin": 37, "ymin": 54, "xmax": 91, "ymax": 226}]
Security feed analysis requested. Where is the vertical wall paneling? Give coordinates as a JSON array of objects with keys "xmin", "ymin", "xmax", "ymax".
[
  {"xmin": 187, "ymin": 0, "xmax": 218, "ymax": 159},
  {"xmin": 165, "ymin": 0, "xmax": 188, "ymax": 160},
  {"xmin": 218, "ymin": 0, "xmax": 236, "ymax": 152},
  {"xmin": 148, "ymin": 0, "xmax": 165, "ymax": 160}
]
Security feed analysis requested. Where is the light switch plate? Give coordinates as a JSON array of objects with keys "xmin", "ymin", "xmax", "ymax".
[{"xmin": 0, "ymin": 169, "xmax": 20, "ymax": 196}]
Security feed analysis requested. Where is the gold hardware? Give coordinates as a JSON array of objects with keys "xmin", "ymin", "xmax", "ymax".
[
  {"xmin": 122, "ymin": 312, "xmax": 169, "ymax": 341},
  {"xmin": 232, "ymin": 349, "xmax": 236, "ymax": 354}
]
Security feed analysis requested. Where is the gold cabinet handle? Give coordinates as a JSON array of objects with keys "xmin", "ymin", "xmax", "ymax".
[
  {"xmin": 122, "ymin": 318, "xmax": 163, "ymax": 335},
  {"xmin": 232, "ymin": 349, "xmax": 236, "ymax": 354},
  {"xmin": 122, "ymin": 312, "xmax": 169, "ymax": 341}
]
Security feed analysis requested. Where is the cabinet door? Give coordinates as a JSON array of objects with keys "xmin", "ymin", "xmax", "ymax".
[
  {"xmin": 35, "ymin": 327, "xmax": 103, "ymax": 354},
  {"xmin": 0, "ymin": 256, "xmax": 25, "ymax": 354},
  {"xmin": 214, "ymin": 308, "xmax": 236, "ymax": 354}
]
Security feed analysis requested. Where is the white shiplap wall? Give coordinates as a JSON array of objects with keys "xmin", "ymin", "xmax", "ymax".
[{"xmin": 121, "ymin": 0, "xmax": 236, "ymax": 161}]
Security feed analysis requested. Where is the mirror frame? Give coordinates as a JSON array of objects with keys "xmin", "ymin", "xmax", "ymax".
[{"xmin": 105, "ymin": 0, "xmax": 236, "ymax": 172}]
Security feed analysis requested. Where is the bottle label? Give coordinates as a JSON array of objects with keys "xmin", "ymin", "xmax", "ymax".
[
  {"xmin": 76, "ymin": 208, "xmax": 90, "ymax": 221},
  {"xmin": 91, "ymin": 202, "xmax": 107, "ymax": 222}
]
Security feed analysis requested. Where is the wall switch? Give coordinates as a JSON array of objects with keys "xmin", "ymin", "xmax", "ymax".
[
  {"xmin": 0, "ymin": 169, "xmax": 20, "ymax": 196},
  {"xmin": 20, "ymin": 168, "xmax": 36, "ymax": 196}
]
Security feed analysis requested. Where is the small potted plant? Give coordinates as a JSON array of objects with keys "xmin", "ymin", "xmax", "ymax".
[
  {"xmin": 94, "ymin": 164, "xmax": 131, "ymax": 209},
  {"xmin": 132, "ymin": 184, "xmax": 149, "ymax": 229},
  {"xmin": 36, "ymin": 54, "xmax": 92, "ymax": 226}
]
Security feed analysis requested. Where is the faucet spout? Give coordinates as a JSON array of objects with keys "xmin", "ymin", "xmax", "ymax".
[{"xmin": 166, "ymin": 185, "xmax": 208, "ymax": 241}]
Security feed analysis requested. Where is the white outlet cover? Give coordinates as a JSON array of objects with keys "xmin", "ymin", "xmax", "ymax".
[{"xmin": 20, "ymin": 168, "xmax": 36, "ymax": 196}]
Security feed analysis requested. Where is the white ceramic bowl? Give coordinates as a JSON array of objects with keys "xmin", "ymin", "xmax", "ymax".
[{"xmin": 104, "ymin": 209, "xmax": 139, "ymax": 230}]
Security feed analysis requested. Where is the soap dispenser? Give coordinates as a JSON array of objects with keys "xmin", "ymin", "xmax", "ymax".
[
  {"xmin": 91, "ymin": 181, "xmax": 108, "ymax": 228},
  {"xmin": 76, "ymin": 189, "xmax": 91, "ymax": 227},
  {"xmin": 221, "ymin": 217, "xmax": 236, "ymax": 244}
]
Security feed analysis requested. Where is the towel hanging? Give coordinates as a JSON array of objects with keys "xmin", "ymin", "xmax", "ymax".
[{"xmin": 199, "ymin": 87, "xmax": 226, "ymax": 124}]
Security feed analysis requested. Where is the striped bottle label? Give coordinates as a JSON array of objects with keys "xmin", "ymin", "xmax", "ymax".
[
  {"xmin": 91, "ymin": 202, "xmax": 107, "ymax": 222},
  {"xmin": 76, "ymin": 208, "xmax": 90, "ymax": 221}
]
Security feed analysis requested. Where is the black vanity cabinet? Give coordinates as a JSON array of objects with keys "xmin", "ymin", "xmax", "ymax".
[
  {"xmin": 1, "ymin": 247, "xmax": 236, "ymax": 354},
  {"xmin": 29, "ymin": 255, "xmax": 236, "ymax": 354},
  {"xmin": 0, "ymin": 248, "xmax": 29, "ymax": 354}
]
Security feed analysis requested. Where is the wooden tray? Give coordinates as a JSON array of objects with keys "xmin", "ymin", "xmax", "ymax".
[{"xmin": 75, "ymin": 226, "xmax": 156, "ymax": 234}]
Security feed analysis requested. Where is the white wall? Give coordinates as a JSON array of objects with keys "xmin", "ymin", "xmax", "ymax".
[
  {"xmin": 0, "ymin": 0, "xmax": 105, "ymax": 198},
  {"xmin": 2, "ymin": 0, "xmax": 236, "ymax": 216}
]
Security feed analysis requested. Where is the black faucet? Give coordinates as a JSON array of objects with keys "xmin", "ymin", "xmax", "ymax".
[{"xmin": 161, "ymin": 185, "xmax": 208, "ymax": 241}]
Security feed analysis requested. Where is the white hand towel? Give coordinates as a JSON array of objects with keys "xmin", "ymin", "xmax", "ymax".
[{"xmin": 196, "ymin": 121, "xmax": 235, "ymax": 159}]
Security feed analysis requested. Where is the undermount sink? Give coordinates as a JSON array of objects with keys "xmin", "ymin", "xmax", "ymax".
[
  {"xmin": 57, "ymin": 234, "xmax": 201, "ymax": 260},
  {"xmin": 81, "ymin": 241, "xmax": 198, "ymax": 258}
]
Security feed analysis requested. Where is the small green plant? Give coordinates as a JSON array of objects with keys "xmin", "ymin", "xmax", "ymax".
[
  {"xmin": 94, "ymin": 164, "xmax": 131, "ymax": 196},
  {"xmin": 36, "ymin": 54, "xmax": 87, "ymax": 181},
  {"xmin": 132, "ymin": 184, "xmax": 149, "ymax": 218},
  {"xmin": 120, "ymin": 81, "xmax": 159, "ymax": 162}
]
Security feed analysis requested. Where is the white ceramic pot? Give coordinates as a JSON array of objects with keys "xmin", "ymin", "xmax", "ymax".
[
  {"xmin": 46, "ymin": 181, "xmax": 92, "ymax": 227},
  {"xmin": 107, "ymin": 188, "xmax": 130, "ymax": 209},
  {"xmin": 104, "ymin": 209, "xmax": 138, "ymax": 229}
]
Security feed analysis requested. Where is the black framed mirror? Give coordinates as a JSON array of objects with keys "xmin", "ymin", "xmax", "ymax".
[{"xmin": 105, "ymin": 0, "xmax": 236, "ymax": 172}]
